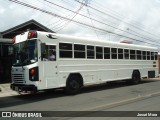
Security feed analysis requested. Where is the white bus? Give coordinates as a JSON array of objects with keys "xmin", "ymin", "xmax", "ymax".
[{"xmin": 11, "ymin": 31, "xmax": 159, "ymax": 94}]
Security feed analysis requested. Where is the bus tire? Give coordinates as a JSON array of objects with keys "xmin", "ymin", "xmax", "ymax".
[
  {"xmin": 131, "ymin": 70, "xmax": 141, "ymax": 85},
  {"xmin": 65, "ymin": 75, "xmax": 82, "ymax": 95}
]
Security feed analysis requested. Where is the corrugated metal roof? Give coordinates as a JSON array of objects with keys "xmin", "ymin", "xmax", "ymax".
[{"xmin": 0, "ymin": 19, "xmax": 54, "ymax": 39}]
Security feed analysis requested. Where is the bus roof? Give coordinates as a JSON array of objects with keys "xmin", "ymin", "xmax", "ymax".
[
  {"xmin": 19, "ymin": 31, "xmax": 159, "ymax": 52},
  {"xmin": 14, "ymin": 31, "xmax": 158, "ymax": 52}
]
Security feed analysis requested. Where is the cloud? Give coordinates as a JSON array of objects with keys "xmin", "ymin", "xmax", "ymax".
[
  {"xmin": 1, "ymin": 0, "xmax": 160, "ymax": 48},
  {"xmin": 0, "ymin": 8, "xmax": 5, "ymax": 14},
  {"xmin": 0, "ymin": 1, "xmax": 31, "ymax": 31}
]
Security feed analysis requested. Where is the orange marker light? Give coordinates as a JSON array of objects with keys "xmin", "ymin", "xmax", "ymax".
[{"xmin": 12, "ymin": 37, "xmax": 16, "ymax": 43}]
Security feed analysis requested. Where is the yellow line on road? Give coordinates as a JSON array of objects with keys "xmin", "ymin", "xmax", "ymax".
[{"xmin": 83, "ymin": 91, "xmax": 160, "ymax": 111}]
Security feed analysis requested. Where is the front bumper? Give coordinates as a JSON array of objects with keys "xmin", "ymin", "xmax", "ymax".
[{"xmin": 10, "ymin": 84, "xmax": 37, "ymax": 92}]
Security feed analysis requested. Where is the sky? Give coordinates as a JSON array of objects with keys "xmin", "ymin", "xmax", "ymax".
[{"xmin": 1, "ymin": 0, "xmax": 160, "ymax": 48}]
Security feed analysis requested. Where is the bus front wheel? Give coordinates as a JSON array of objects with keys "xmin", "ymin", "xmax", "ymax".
[{"xmin": 65, "ymin": 75, "xmax": 82, "ymax": 95}]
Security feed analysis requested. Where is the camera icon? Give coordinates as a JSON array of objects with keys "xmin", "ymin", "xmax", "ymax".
[{"xmin": 2, "ymin": 112, "xmax": 11, "ymax": 117}]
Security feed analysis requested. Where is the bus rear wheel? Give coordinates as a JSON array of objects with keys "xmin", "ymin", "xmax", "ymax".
[
  {"xmin": 131, "ymin": 71, "xmax": 141, "ymax": 85},
  {"xmin": 65, "ymin": 75, "xmax": 82, "ymax": 95}
]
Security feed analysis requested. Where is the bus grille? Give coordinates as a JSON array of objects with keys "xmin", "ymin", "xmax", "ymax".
[{"xmin": 12, "ymin": 74, "xmax": 25, "ymax": 84}]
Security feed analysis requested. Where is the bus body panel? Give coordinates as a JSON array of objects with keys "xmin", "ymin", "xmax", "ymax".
[{"xmin": 11, "ymin": 31, "xmax": 159, "ymax": 93}]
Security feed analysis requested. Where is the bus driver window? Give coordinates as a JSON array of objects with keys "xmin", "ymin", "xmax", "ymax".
[
  {"xmin": 41, "ymin": 45, "xmax": 56, "ymax": 61},
  {"xmin": 48, "ymin": 50, "xmax": 56, "ymax": 61}
]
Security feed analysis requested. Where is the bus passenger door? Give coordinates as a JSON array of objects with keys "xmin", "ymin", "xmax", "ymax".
[{"xmin": 39, "ymin": 45, "xmax": 59, "ymax": 89}]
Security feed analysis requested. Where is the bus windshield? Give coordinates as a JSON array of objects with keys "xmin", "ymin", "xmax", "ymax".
[{"xmin": 13, "ymin": 39, "xmax": 38, "ymax": 66}]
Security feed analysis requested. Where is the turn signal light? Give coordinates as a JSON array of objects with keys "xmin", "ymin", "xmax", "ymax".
[
  {"xmin": 29, "ymin": 67, "xmax": 39, "ymax": 81},
  {"xmin": 30, "ymin": 69, "xmax": 35, "ymax": 75}
]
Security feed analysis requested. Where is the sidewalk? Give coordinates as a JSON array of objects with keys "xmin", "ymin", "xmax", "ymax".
[{"xmin": 0, "ymin": 83, "xmax": 18, "ymax": 97}]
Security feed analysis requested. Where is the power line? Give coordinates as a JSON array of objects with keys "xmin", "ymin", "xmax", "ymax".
[
  {"xmin": 55, "ymin": 0, "xmax": 85, "ymax": 32},
  {"xmin": 74, "ymin": 0, "xmax": 160, "ymax": 40},
  {"xmin": 41, "ymin": 0, "xmax": 160, "ymax": 45},
  {"xmin": 8, "ymin": 0, "xmax": 160, "ymax": 47},
  {"xmin": 50, "ymin": 13, "xmax": 75, "ymax": 30},
  {"xmin": 92, "ymin": 0, "xmax": 160, "ymax": 37},
  {"xmin": 86, "ymin": 6, "xmax": 99, "ymax": 39}
]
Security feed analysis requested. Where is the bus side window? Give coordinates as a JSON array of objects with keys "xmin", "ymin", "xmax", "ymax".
[
  {"xmin": 87, "ymin": 45, "xmax": 95, "ymax": 59},
  {"xmin": 124, "ymin": 49, "xmax": 129, "ymax": 59},
  {"xmin": 147, "ymin": 51, "xmax": 150, "ymax": 60},
  {"xmin": 155, "ymin": 52, "xmax": 158, "ymax": 60},
  {"xmin": 104, "ymin": 47, "xmax": 110, "ymax": 59}
]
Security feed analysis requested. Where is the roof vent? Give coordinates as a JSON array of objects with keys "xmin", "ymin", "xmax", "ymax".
[{"xmin": 120, "ymin": 40, "xmax": 133, "ymax": 44}]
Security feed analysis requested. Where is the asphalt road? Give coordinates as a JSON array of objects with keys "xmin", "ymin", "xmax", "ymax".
[{"xmin": 0, "ymin": 79, "xmax": 160, "ymax": 120}]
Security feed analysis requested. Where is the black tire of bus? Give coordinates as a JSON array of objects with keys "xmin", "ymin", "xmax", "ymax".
[
  {"xmin": 65, "ymin": 75, "xmax": 82, "ymax": 95},
  {"xmin": 130, "ymin": 71, "xmax": 141, "ymax": 85}
]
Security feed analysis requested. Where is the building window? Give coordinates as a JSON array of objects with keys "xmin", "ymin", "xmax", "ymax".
[
  {"xmin": 111, "ymin": 48, "xmax": 117, "ymax": 59},
  {"xmin": 96, "ymin": 46, "xmax": 103, "ymax": 59},
  {"xmin": 59, "ymin": 43, "xmax": 72, "ymax": 58},
  {"xmin": 118, "ymin": 48, "xmax": 123, "ymax": 59},
  {"xmin": 104, "ymin": 47, "xmax": 110, "ymax": 59},
  {"xmin": 74, "ymin": 44, "xmax": 85, "ymax": 58},
  {"xmin": 87, "ymin": 45, "xmax": 95, "ymax": 59},
  {"xmin": 0, "ymin": 45, "xmax": 13, "ymax": 57},
  {"xmin": 8, "ymin": 45, "xmax": 13, "ymax": 55},
  {"xmin": 0, "ymin": 44, "xmax": 2, "ymax": 57}
]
